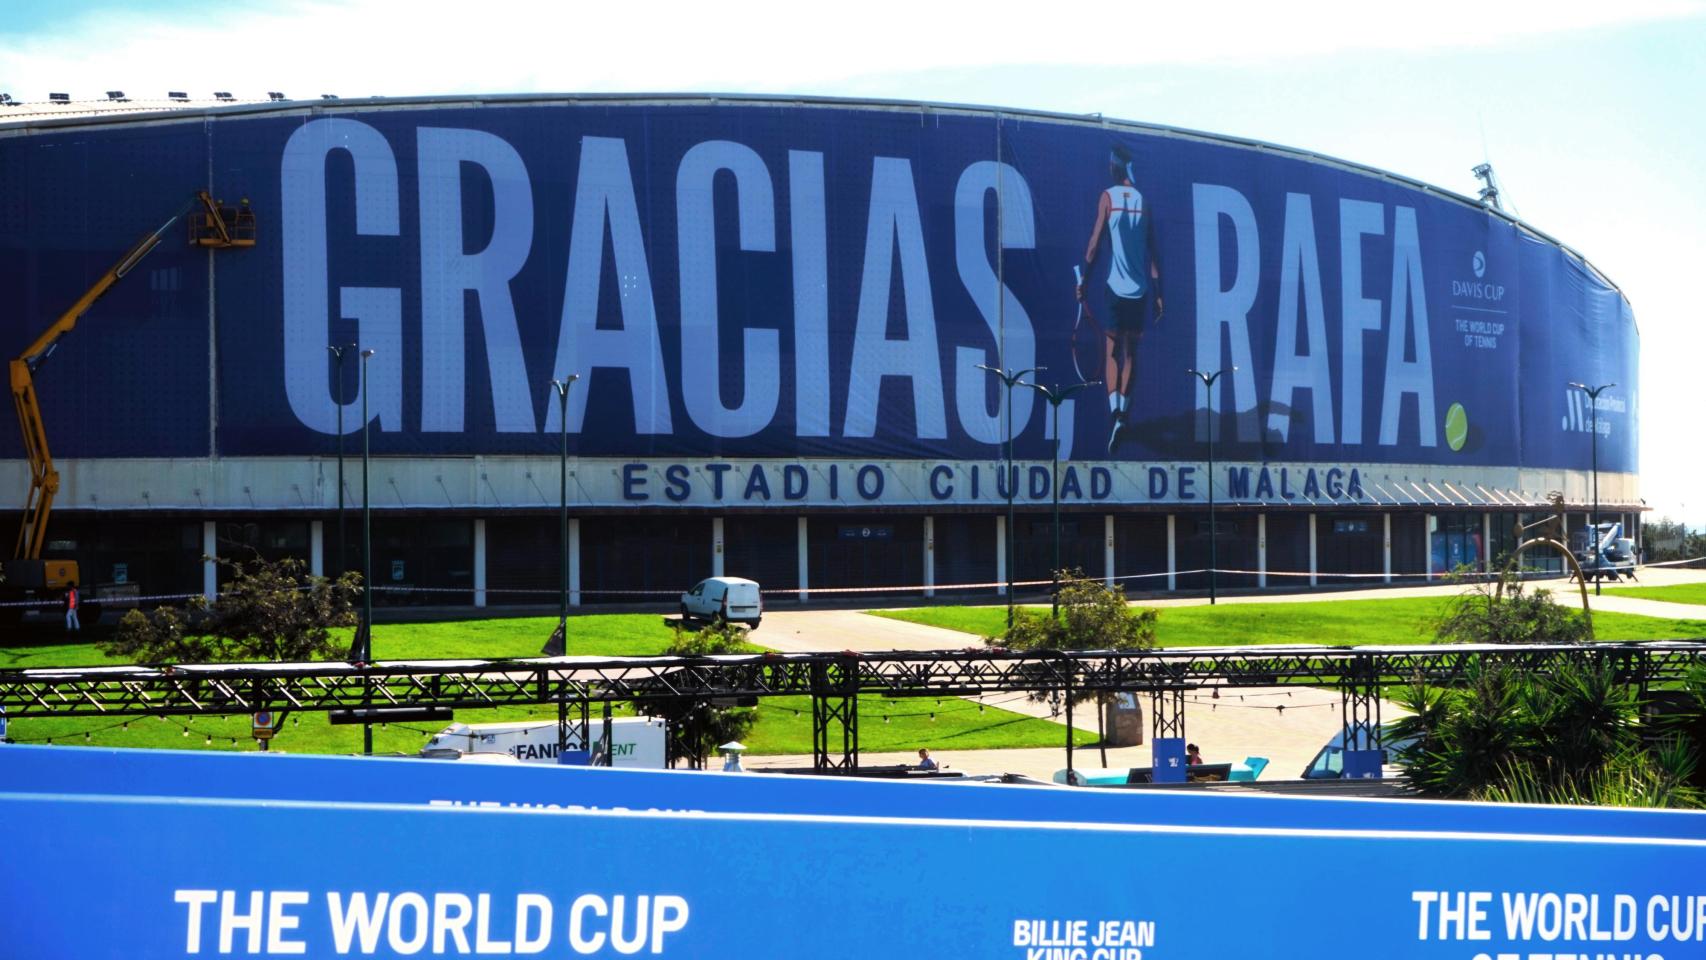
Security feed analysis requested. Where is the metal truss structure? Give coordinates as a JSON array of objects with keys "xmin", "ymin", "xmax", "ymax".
[{"xmin": 5, "ymin": 641, "xmax": 1702, "ymax": 773}]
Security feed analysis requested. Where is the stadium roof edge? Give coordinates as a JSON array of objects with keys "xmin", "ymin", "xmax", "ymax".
[{"xmin": 0, "ymin": 90, "xmax": 1627, "ymax": 303}]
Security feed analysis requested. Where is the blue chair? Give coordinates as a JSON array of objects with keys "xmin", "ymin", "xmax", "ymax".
[{"xmin": 1242, "ymin": 756, "xmax": 1269, "ymax": 780}]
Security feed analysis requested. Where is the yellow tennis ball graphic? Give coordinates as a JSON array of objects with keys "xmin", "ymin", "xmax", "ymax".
[{"xmin": 1444, "ymin": 403, "xmax": 1468, "ymax": 452}]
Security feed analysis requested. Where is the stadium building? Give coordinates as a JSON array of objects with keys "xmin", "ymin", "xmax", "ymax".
[{"xmin": 0, "ymin": 93, "xmax": 1640, "ymax": 613}]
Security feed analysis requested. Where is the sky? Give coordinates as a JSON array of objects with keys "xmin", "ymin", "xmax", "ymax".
[{"xmin": 2, "ymin": 0, "xmax": 1703, "ymax": 526}]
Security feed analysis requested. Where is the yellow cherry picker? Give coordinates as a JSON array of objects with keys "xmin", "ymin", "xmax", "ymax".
[{"xmin": 5, "ymin": 192, "xmax": 253, "ymax": 624}]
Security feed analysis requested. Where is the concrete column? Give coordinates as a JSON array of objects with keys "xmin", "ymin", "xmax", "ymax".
[
  {"xmin": 1482, "ymin": 513, "xmax": 1493, "ymax": 574},
  {"xmin": 1103, "ymin": 514, "xmax": 1115, "ymax": 588},
  {"xmin": 995, "ymin": 515, "xmax": 1007, "ymax": 596},
  {"xmin": 310, "ymin": 520, "xmax": 325, "ymax": 578},
  {"xmin": 473, "ymin": 518, "xmax": 488, "ymax": 609},
  {"xmin": 712, "ymin": 516, "xmax": 725, "ymax": 578},
  {"xmin": 1166, "ymin": 514, "xmax": 1177, "ymax": 592},
  {"xmin": 201, "ymin": 521, "xmax": 217, "ymax": 601},
  {"xmin": 1383, "ymin": 512, "xmax": 1393, "ymax": 584},
  {"xmin": 1426, "ymin": 513, "xmax": 1437, "ymax": 579},
  {"xmin": 1308, "ymin": 514, "xmax": 1319, "ymax": 587},
  {"xmin": 568, "ymin": 518, "xmax": 582, "ymax": 606},
  {"xmin": 796, "ymin": 517, "xmax": 810, "ymax": 603},
  {"xmin": 923, "ymin": 516, "xmax": 935, "ymax": 598},
  {"xmin": 1257, "ymin": 513, "xmax": 1268, "ymax": 589}
]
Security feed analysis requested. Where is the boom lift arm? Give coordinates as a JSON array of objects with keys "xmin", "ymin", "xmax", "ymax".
[{"xmin": 9, "ymin": 191, "xmax": 253, "ymax": 574}]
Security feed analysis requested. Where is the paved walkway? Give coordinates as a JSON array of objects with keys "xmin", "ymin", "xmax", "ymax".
[{"xmin": 752, "ymin": 612, "xmax": 1386, "ymax": 781}]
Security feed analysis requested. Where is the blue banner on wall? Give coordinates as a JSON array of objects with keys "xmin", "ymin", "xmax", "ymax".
[
  {"xmin": 1, "ymin": 787, "xmax": 1700, "ymax": 958},
  {"xmin": 0, "ymin": 99, "xmax": 1636, "ymax": 475}
]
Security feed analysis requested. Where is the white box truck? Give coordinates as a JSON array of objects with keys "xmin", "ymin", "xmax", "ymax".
[{"xmin": 424, "ymin": 717, "xmax": 668, "ymax": 768}]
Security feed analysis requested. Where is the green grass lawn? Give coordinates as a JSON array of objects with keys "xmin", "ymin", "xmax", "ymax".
[
  {"xmin": 870, "ymin": 597, "xmax": 1706, "ymax": 646},
  {"xmin": 0, "ymin": 613, "xmax": 682, "ymax": 670},
  {"xmin": 1604, "ymin": 582, "xmax": 1706, "ymax": 607},
  {"xmin": 0, "ymin": 612, "xmax": 1080, "ymax": 755}
]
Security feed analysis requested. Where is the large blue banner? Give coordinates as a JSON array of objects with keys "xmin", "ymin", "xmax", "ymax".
[
  {"xmin": 0, "ymin": 99, "xmax": 1637, "ymax": 475},
  {"xmin": 6, "ymin": 745, "xmax": 1703, "ymax": 841},
  {"xmin": 2, "ymin": 788, "xmax": 1700, "ymax": 958}
]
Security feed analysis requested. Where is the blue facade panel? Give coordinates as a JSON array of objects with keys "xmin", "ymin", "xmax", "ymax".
[{"xmin": 1, "ymin": 99, "xmax": 1637, "ymax": 475}]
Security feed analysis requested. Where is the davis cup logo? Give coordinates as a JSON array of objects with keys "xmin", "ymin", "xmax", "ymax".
[{"xmin": 1452, "ymin": 252, "xmax": 1504, "ymax": 301}]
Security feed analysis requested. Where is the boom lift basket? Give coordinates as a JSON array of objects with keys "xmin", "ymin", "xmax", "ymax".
[{"xmin": 191, "ymin": 197, "xmax": 256, "ymax": 247}]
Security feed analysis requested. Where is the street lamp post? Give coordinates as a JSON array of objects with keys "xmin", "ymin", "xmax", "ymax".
[
  {"xmin": 356, "ymin": 348, "xmax": 377, "ymax": 660},
  {"xmin": 1570, "ymin": 381, "xmax": 1616, "ymax": 596},
  {"xmin": 327, "ymin": 345, "xmax": 354, "ymax": 577},
  {"xmin": 1187, "ymin": 369, "xmax": 1230, "ymax": 605},
  {"xmin": 355, "ymin": 348, "xmax": 377, "ymax": 756},
  {"xmin": 544, "ymin": 375, "xmax": 580, "ymax": 657},
  {"xmin": 977, "ymin": 363, "xmax": 1041, "ymax": 628},
  {"xmin": 1021, "ymin": 379, "xmax": 1099, "ymax": 617}
]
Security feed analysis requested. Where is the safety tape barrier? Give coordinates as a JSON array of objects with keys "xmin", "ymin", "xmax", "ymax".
[{"xmin": 3, "ymin": 558, "xmax": 1700, "ymax": 610}]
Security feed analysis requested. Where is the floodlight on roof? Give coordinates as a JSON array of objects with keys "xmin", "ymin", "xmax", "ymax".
[
  {"xmin": 0, "ymin": 93, "xmax": 14, "ymax": 106},
  {"xmin": 268, "ymin": 91, "xmax": 286, "ymax": 101},
  {"xmin": 168, "ymin": 91, "xmax": 188, "ymax": 100},
  {"xmin": 1472, "ymin": 162, "xmax": 1503, "ymax": 211},
  {"xmin": 49, "ymin": 92, "xmax": 70, "ymax": 102},
  {"xmin": 105, "ymin": 90, "xmax": 126, "ymax": 101},
  {"xmin": 213, "ymin": 91, "xmax": 234, "ymax": 101},
  {"xmin": 321, "ymin": 93, "xmax": 338, "ymax": 100}
]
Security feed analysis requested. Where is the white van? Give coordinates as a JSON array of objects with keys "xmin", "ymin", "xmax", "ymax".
[
  {"xmin": 680, "ymin": 576, "xmax": 763, "ymax": 628},
  {"xmin": 424, "ymin": 717, "xmax": 668, "ymax": 768}
]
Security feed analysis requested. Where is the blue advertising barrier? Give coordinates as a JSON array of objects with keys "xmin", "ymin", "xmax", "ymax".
[
  {"xmin": 1345, "ymin": 749, "xmax": 1386, "ymax": 780},
  {"xmin": 2, "ymin": 788, "xmax": 1702, "ymax": 959},
  {"xmin": 5, "ymin": 745, "xmax": 1704, "ymax": 841}
]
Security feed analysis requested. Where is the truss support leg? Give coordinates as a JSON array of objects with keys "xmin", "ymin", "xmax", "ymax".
[
  {"xmin": 601, "ymin": 700, "xmax": 614, "ymax": 767},
  {"xmin": 579, "ymin": 697, "xmax": 590, "ymax": 757},
  {"xmin": 1149, "ymin": 687, "xmax": 1185, "ymax": 741},
  {"xmin": 1148, "ymin": 686, "xmax": 1186, "ymax": 781},
  {"xmin": 557, "ymin": 695, "xmax": 568, "ymax": 756},
  {"xmin": 1339, "ymin": 655, "xmax": 1383, "ymax": 779},
  {"xmin": 811, "ymin": 658, "xmax": 859, "ymax": 774}
]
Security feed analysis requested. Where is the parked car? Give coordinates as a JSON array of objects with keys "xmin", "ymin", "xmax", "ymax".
[{"xmin": 680, "ymin": 576, "xmax": 763, "ymax": 629}]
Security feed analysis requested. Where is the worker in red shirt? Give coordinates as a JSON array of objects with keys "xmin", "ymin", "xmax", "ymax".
[{"xmin": 64, "ymin": 582, "xmax": 80, "ymax": 633}]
